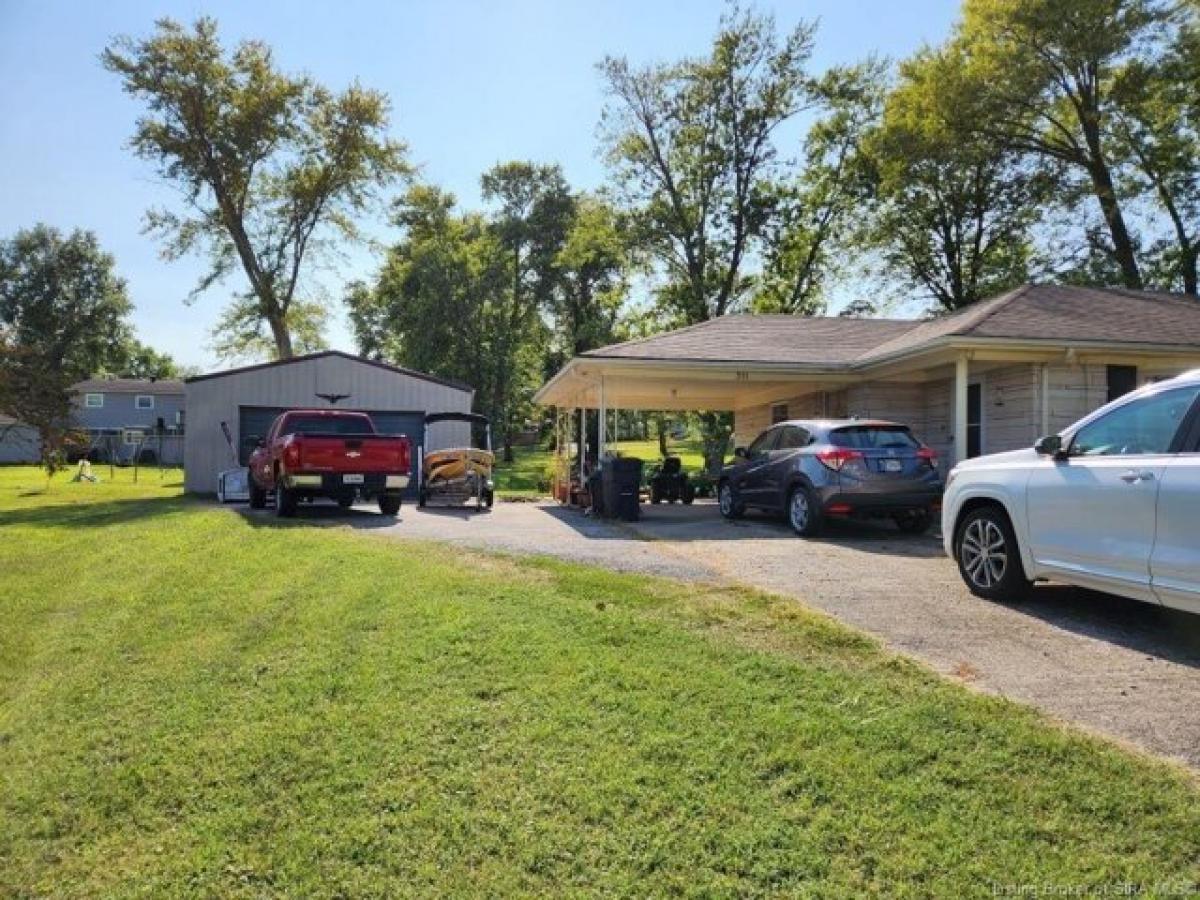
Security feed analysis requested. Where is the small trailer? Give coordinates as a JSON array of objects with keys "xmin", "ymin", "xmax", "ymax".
[{"xmin": 418, "ymin": 412, "xmax": 495, "ymax": 511}]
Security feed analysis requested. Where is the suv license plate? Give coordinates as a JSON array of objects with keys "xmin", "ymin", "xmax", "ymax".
[
  {"xmin": 882, "ymin": 459, "xmax": 903, "ymax": 473},
  {"xmin": 343, "ymin": 474, "xmax": 365, "ymax": 484}
]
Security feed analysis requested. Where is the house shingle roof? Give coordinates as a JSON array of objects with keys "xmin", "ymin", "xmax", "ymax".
[
  {"xmin": 582, "ymin": 285, "xmax": 1200, "ymax": 367},
  {"xmin": 73, "ymin": 377, "xmax": 186, "ymax": 395},
  {"xmin": 584, "ymin": 315, "xmax": 918, "ymax": 365}
]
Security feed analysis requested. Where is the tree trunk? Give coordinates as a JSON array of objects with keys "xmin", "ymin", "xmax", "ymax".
[
  {"xmin": 657, "ymin": 417, "xmax": 669, "ymax": 458},
  {"xmin": 267, "ymin": 311, "xmax": 294, "ymax": 359},
  {"xmin": 1082, "ymin": 126, "xmax": 1141, "ymax": 289},
  {"xmin": 1182, "ymin": 247, "xmax": 1198, "ymax": 297}
]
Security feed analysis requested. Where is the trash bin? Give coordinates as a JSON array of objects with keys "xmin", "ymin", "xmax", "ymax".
[
  {"xmin": 586, "ymin": 468, "xmax": 605, "ymax": 517},
  {"xmin": 601, "ymin": 457, "xmax": 643, "ymax": 521}
]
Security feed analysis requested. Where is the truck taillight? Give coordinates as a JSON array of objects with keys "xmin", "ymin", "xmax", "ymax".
[
  {"xmin": 398, "ymin": 441, "xmax": 410, "ymax": 472},
  {"xmin": 816, "ymin": 448, "xmax": 864, "ymax": 471}
]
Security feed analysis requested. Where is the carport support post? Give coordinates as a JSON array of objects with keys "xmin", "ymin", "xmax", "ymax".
[
  {"xmin": 598, "ymin": 376, "xmax": 607, "ymax": 459},
  {"xmin": 578, "ymin": 407, "xmax": 585, "ymax": 487},
  {"xmin": 954, "ymin": 353, "xmax": 969, "ymax": 467}
]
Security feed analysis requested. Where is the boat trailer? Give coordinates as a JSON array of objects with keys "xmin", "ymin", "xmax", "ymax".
[{"xmin": 417, "ymin": 412, "xmax": 495, "ymax": 511}]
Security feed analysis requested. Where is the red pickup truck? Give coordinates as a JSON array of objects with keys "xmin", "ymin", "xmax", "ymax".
[{"xmin": 247, "ymin": 410, "xmax": 412, "ymax": 517}]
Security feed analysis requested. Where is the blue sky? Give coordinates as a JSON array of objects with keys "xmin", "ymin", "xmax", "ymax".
[{"xmin": 0, "ymin": 0, "xmax": 959, "ymax": 371}]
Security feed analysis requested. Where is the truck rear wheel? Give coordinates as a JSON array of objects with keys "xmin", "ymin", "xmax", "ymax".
[
  {"xmin": 379, "ymin": 494, "xmax": 402, "ymax": 517},
  {"xmin": 274, "ymin": 476, "xmax": 297, "ymax": 518},
  {"xmin": 248, "ymin": 477, "xmax": 266, "ymax": 510}
]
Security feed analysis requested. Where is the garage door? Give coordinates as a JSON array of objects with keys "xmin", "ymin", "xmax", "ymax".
[{"xmin": 237, "ymin": 406, "xmax": 425, "ymax": 497}]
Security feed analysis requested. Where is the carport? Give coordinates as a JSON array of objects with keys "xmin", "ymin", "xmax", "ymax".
[
  {"xmin": 536, "ymin": 291, "xmax": 1200, "ymax": 483},
  {"xmin": 536, "ymin": 355, "xmax": 834, "ymax": 485}
]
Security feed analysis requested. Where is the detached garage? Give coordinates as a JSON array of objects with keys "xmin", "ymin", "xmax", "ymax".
[{"xmin": 184, "ymin": 351, "xmax": 473, "ymax": 495}]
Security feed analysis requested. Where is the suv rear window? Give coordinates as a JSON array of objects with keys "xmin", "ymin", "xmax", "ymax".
[
  {"xmin": 280, "ymin": 415, "xmax": 374, "ymax": 436},
  {"xmin": 830, "ymin": 425, "xmax": 919, "ymax": 450}
]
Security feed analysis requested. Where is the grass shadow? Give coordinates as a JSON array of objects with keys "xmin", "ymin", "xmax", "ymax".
[
  {"xmin": 229, "ymin": 500, "xmax": 403, "ymax": 531},
  {"xmin": 0, "ymin": 495, "xmax": 194, "ymax": 530}
]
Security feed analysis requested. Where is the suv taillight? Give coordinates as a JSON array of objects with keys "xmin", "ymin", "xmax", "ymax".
[
  {"xmin": 917, "ymin": 447, "xmax": 938, "ymax": 469},
  {"xmin": 816, "ymin": 448, "xmax": 864, "ymax": 471},
  {"xmin": 283, "ymin": 442, "xmax": 300, "ymax": 468}
]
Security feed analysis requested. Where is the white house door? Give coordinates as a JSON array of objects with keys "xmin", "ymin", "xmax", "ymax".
[{"xmin": 1024, "ymin": 386, "xmax": 1200, "ymax": 602}]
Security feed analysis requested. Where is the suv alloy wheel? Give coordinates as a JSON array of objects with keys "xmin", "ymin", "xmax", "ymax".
[
  {"xmin": 718, "ymin": 482, "xmax": 743, "ymax": 519},
  {"xmin": 787, "ymin": 485, "xmax": 823, "ymax": 537},
  {"xmin": 955, "ymin": 506, "xmax": 1029, "ymax": 602}
]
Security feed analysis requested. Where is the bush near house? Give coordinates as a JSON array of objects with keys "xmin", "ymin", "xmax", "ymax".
[{"xmin": 1, "ymin": 466, "xmax": 1198, "ymax": 896}]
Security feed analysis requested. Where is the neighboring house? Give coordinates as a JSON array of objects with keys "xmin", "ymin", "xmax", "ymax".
[
  {"xmin": 535, "ymin": 284, "xmax": 1200, "ymax": 467},
  {"xmin": 0, "ymin": 415, "xmax": 40, "ymax": 464},
  {"xmin": 72, "ymin": 377, "xmax": 186, "ymax": 465}
]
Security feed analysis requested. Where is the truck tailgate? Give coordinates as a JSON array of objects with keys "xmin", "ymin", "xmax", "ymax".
[{"xmin": 295, "ymin": 435, "xmax": 409, "ymax": 472}]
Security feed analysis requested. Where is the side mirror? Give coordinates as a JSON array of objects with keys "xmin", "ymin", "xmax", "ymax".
[
  {"xmin": 733, "ymin": 446, "xmax": 748, "ymax": 459},
  {"xmin": 1034, "ymin": 434, "xmax": 1064, "ymax": 458}
]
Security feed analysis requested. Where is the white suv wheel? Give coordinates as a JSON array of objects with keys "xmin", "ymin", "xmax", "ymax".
[{"xmin": 960, "ymin": 518, "xmax": 1007, "ymax": 588}]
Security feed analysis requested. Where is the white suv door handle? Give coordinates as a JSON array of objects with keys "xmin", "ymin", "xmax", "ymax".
[{"xmin": 1120, "ymin": 470, "xmax": 1155, "ymax": 483}]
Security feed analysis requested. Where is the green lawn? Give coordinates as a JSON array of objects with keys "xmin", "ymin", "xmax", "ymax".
[
  {"xmin": 1, "ymin": 465, "xmax": 1198, "ymax": 896},
  {"xmin": 493, "ymin": 437, "xmax": 708, "ymax": 498}
]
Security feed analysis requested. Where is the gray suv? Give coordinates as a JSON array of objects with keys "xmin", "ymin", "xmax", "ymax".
[{"xmin": 718, "ymin": 419, "xmax": 944, "ymax": 536}]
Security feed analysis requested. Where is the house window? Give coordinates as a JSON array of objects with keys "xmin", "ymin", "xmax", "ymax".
[
  {"xmin": 122, "ymin": 428, "xmax": 145, "ymax": 446},
  {"xmin": 1107, "ymin": 365, "xmax": 1138, "ymax": 403},
  {"xmin": 135, "ymin": 395, "xmax": 155, "ymax": 410},
  {"xmin": 85, "ymin": 393, "xmax": 104, "ymax": 408},
  {"xmin": 770, "ymin": 403, "xmax": 788, "ymax": 425},
  {"xmin": 967, "ymin": 383, "xmax": 983, "ymax": 458}
]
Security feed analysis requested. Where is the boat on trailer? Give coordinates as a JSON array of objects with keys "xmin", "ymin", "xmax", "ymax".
[{"xmin": 418, "ymin": 412, "xmax": 495, "ymax": 510}]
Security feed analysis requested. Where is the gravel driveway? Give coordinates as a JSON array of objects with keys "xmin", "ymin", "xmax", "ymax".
[{"xmin": 244, "ymin": 498, "xmax": 1200, "ymax": 769}]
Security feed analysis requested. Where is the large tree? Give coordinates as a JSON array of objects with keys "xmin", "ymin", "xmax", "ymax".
[
  {"xmin": 480, "ymin": 162, "xmax": 575, "ymax": 459},
  {"xmin": 598, "ymin": 7, "xmax": 816, "ymax": 324},
  {"xmin": 599, "ymin": 6, "xmax": 816, "ymax": 469},
  {"xmin": 103, "ymin": 17, "xmax": 409, "ymax": 360},
  {"xmin": 955, "ymin": 0, "xmax": 1172, "ymax": 289},
  {"xmin": 1110, "ymin": 9, "xmax": 1200, "ymax": 294},
  {"xmin": 860, "ymin": 47, "xmax": 1051, "ymax": 311},
  {"xmin": 111, "ymin": 337, "xmax": 183, "ymax": 379},
  {"xmin": 0, "ymin": 226, "xmax": 133, "ymax": 472},
  {"xmin": 755, "ymin": 61, "xmax": 886, "ymax": 314},
  {"xmin": 551, "ymin": 195, "xmax": 628, "ymax": 358}
]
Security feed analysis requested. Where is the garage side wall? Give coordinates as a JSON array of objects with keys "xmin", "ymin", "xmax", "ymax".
[{"xmin": 185, "ymin": 355, "xmax": 472, "ymax": 493}]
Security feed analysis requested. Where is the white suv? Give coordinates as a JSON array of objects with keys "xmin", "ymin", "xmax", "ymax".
[{"xmin": 942, "ymin": 370, "xmax": 1200, "ymax": 613}]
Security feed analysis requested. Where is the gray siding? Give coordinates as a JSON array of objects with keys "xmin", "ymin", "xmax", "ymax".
[
  {"xmin": 0, "ymin": 424, "xmax": 40, "ymax": 463},
  {"xmin": 74, "ymin": 390, "xmax": 186, "ymax": 433},
  {"xmin": 733, "ymin": 357, "xmax": 1200, "ymax": 468},
  {"xmin": 184, "ymin": 354, "xmax": 473, "ymax": 493}
]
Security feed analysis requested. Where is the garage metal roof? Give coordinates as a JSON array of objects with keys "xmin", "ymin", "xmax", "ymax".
[{"xmin": 185, "ymin": 350, "xmax": 472, "ymax": 393}]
